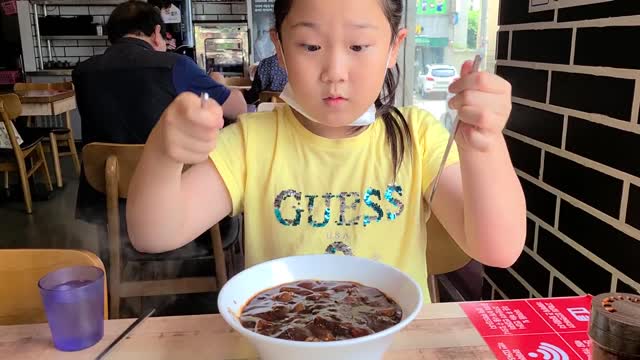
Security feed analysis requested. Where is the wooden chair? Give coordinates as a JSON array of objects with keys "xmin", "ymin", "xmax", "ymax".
[
  {"xmin": 259, "ymin": 91, "xmax": 283, "ymax": 103},
  {"xmin": 426, "ymin": 215, "xmax": 471, "ymax": 303},
  {"xmin": 0, "ymin": 94, "xmax": 53, "ymax": 214},
  {"xmin": 82, "ymin": 143, "xmax": 229, "ymax": 318},
  {"xmin": 48, "ymin": 82, "xmax": 81, "ymax": 187},
  {"xmin": 0, "ymin": 249, "xmax": 108, "ymax": 325},
  {"xmin": 13, "ymin": 82, "xmax": 81, "ymax": 188}
]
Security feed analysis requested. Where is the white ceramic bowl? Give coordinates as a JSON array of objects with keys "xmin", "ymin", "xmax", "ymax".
[{"xmin": 217, "ymin": 254, "xmax": 423, "ymax": 360}]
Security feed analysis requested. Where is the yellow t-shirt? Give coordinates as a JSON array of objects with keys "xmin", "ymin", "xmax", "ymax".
[{"xmin": 210, "ymin": 105, "xmax": 459, "ymax": 302}]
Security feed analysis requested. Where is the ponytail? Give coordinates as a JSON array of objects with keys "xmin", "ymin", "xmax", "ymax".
[{"xmin": 376, "ymin": 63, "xmax": 412, "ymax": 177}]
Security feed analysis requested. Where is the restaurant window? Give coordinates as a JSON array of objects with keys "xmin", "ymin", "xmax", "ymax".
[{"xmin": 402, "ymin": 0, "xmax": 500, "ymax": 131}]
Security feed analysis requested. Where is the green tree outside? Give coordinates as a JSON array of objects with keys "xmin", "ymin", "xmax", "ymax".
[{"xmin": 467, "ymin": 8, "xmax": 479, "ymax": 49}]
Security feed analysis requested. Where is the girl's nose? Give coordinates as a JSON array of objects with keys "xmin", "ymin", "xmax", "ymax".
[{"xmin": 320, "ymin": 49, "xmax": 348, "ymax": 84}]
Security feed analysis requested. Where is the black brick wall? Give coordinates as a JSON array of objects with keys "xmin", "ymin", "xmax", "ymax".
[
  {"xmin": 549, "ymin": 72, "xmax": 634, "ymax": 121},
  {"xmin": 505, "ymin": 104, "xmax": 564, "ymax": 147},
  {"xmin": 487, "ymin": 0, "xmax": 640, "ymax": 300},
  {"xmin": 511, "ymin": 29, "xmax": 573, "ymax": 64},
  {"xmin": 552, "ymin": 278, "xmax": 578, "ymax": 297}
]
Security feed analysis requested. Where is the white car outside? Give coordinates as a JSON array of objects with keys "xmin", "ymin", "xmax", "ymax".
[{"xmin": 416, "ymin": 65, "xmax": 459, "ymax": 98}]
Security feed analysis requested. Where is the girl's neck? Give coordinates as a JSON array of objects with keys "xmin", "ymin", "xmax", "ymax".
[{"xmin": 291, "ymin": 108, "xmax": 367, "ymax": 139}]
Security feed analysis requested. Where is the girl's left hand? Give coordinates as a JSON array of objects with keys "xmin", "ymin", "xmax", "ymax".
[{"xmin": 447, "ymin": 60, "xmax": 512, "ymax": 152}]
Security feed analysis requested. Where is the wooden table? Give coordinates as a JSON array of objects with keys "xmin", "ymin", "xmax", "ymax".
[
  {"xmin": 228, "ymin": 85, "xmax": 251, "ymax": 91},
  {"xmin": 1, "ymin": 303, "xmax": 493, "ymax": 359},
  {"xmin": 15, "ymin": 89, "xmax": 80, "ymax": 187},
  {"xmin": 16, "ymin": 89, "xmax": 76, "ymax": 117}
]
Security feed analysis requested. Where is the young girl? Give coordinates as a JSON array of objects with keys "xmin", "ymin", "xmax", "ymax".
[{"xmin": 127, "ymin": 0, "xmax": 526, "ymax": 301}]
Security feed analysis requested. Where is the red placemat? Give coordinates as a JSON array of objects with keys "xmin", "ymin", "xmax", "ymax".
[{"xmin": 461, "ymin": 296, "xmax": 593, "ymax": 360}]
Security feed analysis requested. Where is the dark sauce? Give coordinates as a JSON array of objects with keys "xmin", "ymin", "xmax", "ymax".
[{"xmin": 240, "ymin": 280, "xmax": 402, "ymax": 342}]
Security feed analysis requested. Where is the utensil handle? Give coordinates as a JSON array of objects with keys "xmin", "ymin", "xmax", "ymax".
[
  {"xmin": 426, "ymin": 55, "xmax": 483, "ymax": 213},
  {"xmin": 201, "ymin": 92, "xmax": 210, "ymax": 108}
]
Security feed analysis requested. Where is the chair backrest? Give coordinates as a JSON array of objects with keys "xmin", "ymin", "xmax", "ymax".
[
  {"xmin": 0, "ymin": 93, "xmax": 22, "ymax": 121},
  {"xmin": 83, "ymin": 142, "xmax": 200, "ymax": 231},
  {"xmin": 83, "ymin": 143, "xmax": 145, "ymax": 257},
  {"xmin": 0, "ymin": 94, "xmax": 24, "ymax": 155},
  {"xmin": 259, "ymin": 91, "xmax": 283, "ymax": 103},
  {"xmin": 0, "ymin": 249, "xmax": 108, "ymax": 325},
  {"xmin": 82, "ymin": 143, "xmax": 144, "ymax": 199},
  {"xmin": 426, "ymin": 216, "xmax": 471, "ymax": 276},
  {"xmin": 256, "ymin": 102, "xmax": 284, "ymax": 113}
]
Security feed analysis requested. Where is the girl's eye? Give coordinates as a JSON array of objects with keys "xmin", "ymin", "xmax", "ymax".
[
  {"xmin": 301, "ymin": 44, "xmax": 321, "ymax": 52},
  {"xmin": 350, "ymin": 45, "xmax": 369, "ymax": 52}
]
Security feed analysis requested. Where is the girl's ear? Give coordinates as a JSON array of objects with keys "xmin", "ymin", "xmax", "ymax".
[
  {"xmin": 388, "ymin": 28, "xmax": 408, "ymax": 69},
  {"xmin": 270, "ymin": 30, "xmax": 287, "ymax": 70}
]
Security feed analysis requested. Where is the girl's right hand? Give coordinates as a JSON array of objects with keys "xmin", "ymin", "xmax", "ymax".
[{"xmin": 155, "ymin": 92, "xmax": 224, "ymax": 165}]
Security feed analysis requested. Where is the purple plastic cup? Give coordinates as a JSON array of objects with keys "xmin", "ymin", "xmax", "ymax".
[{"xmin": 38, "ymin": 266, "xmax": 105, "ymax": 351}]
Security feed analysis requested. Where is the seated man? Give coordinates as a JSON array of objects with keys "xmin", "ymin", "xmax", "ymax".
[
  {"xmin": 74, "ymin": 0, "xmax": 245, "ymax": 146},
  {"xmin": 244, "ymin": 54, "xmax": 288, "ymax": 104},
  {"xmin": 73, "ymin": 0, "xmax": 246, "ymax": 223}
]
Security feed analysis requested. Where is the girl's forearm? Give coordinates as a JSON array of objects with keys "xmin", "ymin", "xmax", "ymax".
[
  {"xmin": 459, "ymin": 135, "xmax": 527, "ymax": 267},
  {"xmin": 126, "ymin": 130, "xmax": 189, "ymax": 253}
]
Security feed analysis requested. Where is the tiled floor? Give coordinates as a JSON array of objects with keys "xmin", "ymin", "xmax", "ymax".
[{"xmin": 1, "ymin": 161, "xmax": 101, "ymax": 253}]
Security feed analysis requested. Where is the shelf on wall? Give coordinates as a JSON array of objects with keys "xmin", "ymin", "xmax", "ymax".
[
  {"xmin": 31, "ymin": 0, "xmax": 124, "ymax": 5},
  {"xmin": 41, "ymin": 35, "xmax": 108, "ymax": 40}
]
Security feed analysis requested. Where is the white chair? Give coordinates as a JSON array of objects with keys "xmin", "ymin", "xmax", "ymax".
[{"xmin": 257, "ymin": 102, "xmax": 284, "ymax": 112}]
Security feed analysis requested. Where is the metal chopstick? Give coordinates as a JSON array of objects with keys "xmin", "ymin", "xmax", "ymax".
[
  {"xmin": 95, "ymin": 308, "xmax": 156, "ymax": 360},
  {"xmin": 427, "ymin": 55, "xmax": 483, "ymax": 210}
]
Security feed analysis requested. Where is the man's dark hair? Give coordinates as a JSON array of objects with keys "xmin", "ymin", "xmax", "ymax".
[
  {"xmin": 106, "ymin": 0, "xmax": 166, "ymax": 44},
  {"xmin": 148, "ymin": 0, "xmax": 172, "ymax": 9}
]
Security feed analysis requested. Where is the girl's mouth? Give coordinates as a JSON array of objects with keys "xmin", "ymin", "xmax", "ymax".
[{"xmin": 323, "ymin": 96, "xmax": 347, "ymax": 106}]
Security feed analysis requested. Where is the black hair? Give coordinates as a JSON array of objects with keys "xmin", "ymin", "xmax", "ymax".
[
  {"xmin": 148, "ymin": 0, "xmax": 172, "ymax": 9},
  {"xmin": 274, "ymin": 0, "xmax": 412, "ymax": 176},
  {"xmin": 106, "ymin": 0, "xmax": 166, "ymax": 44}
]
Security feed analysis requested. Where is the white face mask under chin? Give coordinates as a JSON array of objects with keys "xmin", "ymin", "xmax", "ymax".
[
  {"xmin": 279, "ymin": 84, "xmax": 379, "ymax": 127},
  {"xmin": 278, "ymin": 45, "xmax": 393, "ymax": 127}
]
